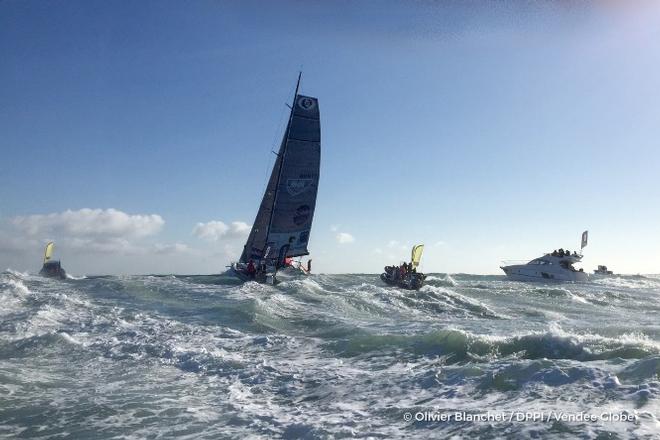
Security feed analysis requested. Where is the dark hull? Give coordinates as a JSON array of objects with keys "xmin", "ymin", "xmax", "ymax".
[
  {"xmin": 380, "ymin": 272, "xmax": 426, "ymax": 290},
  {"xmin": 230, "ymin": 264, "xmax": 278, "ymax": 285},
  {"xmin": 39, "ymin": 266, "xmax": 67, "ymax": 280}
]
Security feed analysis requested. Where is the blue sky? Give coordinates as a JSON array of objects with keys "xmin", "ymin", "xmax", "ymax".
[{"xmin": 1, "ymin": 0, "xmax": 659, "ymax": 275}]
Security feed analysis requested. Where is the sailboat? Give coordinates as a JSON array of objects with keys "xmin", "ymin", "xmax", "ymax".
[
  {"xmin": 39, "ymin": 242, "xmax": 67, "ymax": 279},
  {"xmin": 231, "ymin": 74, "xmax": 320, "ymax": 284}
]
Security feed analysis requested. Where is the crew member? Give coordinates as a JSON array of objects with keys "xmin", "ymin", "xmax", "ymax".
[{"xmin": 246, "ymin": 260, "xmax": 256, "ymax": 279}]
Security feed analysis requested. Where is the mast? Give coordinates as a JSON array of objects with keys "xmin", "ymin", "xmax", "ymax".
[{"xmin": 263, "ymin": 72, "xmax": 302, "ymax": 258}]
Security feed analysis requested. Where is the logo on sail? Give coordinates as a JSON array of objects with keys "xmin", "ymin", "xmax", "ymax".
[
  {"xmin": 286, "ymin": 178, "xmax": 313, "ymax": 196},
  {"xmin": 297, "ymin": 97, "xmax": 316, "ymax": 111},
  {"xmin": 293, "ymin": 205, "xmax": 311, "ymax": 226}
]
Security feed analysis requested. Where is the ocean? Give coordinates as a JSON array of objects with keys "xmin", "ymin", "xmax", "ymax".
[{"xmin": 1, "ymin": 270, "xmax": 659, "ymax": 439}]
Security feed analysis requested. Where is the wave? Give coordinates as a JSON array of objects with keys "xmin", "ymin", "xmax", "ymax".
[
  {"xmin": 2, "ymin": 277, "xmax": 30, "ymax": 296},
  {"xmin": 2, "ymin": 271, "xmax": 660, "ymax": 439},
  {"xmin": 478, "ymin": 359, "xmax": 597, "ymax": 391},
  {"xmin": 4, "ymin": 268, "xmax": 30, "ymax": 278},
  {"xmin": 619, "ymin": 356, "xmax": 660, "ymax": 381},
  {"xmin": 421, "ymin": 285, "xmax": 504, "ymax": 318},
  {"xmin": 327, "ymin": 325, "xmax": 660, "ymax": 363},
  {"xmin": 425, "ymin": 274, "xmax": 457, "ymax": 287},
  {"xmin": 591, "ymin": 275, "xmax": 660, "ymax": 291}
]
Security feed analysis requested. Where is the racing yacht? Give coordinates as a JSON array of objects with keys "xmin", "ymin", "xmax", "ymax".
[{"xmin": 231, "ymin": 73, "xmax": 320, "ymax": 285}]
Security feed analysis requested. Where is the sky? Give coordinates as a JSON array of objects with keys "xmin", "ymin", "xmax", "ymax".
[{"xmin": 1, "ymin": 0, "xmax": 659, "ymax": 275}]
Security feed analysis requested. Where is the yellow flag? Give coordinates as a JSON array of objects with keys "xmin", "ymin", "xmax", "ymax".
[
  {"xmin": 44, "ymin": 242, "xmax": 54, "ymax": 263},
  {"xmin": 411, "ymin": 244, "xmax": 424, "ymax": 268}
]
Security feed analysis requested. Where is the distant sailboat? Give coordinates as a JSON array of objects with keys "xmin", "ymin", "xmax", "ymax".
[{"xmin": 231, "ymin": 74, "xmax": 320, "ymax": 284}]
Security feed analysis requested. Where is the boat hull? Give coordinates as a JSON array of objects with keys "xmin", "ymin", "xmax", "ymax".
[
  {"xmin": 380, "ymin": 272, "xmax": 426, "ymax": 290},
  {"xmin": 39, "ymin": 261, "xmax": 67, "ymax": 280},
  {"xmin": 39, "ymin": 268, "xmax": 66, "ymax": 280},
  {"xmin": 230, "ymin": 263, "xmax": 277, "ymax": 285},
  {"xmin": 500, "ymin": 265, "xmax": 588, "ymax": 282}
]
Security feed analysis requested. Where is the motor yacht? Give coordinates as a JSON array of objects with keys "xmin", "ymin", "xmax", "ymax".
[
  {"xmin": 500, "ymin": 231, "xmax": 589, "ymax": 282},
  {"xmin": 501, "ymin": 252, "xmax": 587, "ymax": 282}
]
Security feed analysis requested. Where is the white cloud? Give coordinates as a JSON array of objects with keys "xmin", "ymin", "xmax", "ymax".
[
  {"xmin": 12, "ymin": 208, "xmax": 164, "ymax": 238},
  {"xmin": 229, "ymin": 221, "xmax": 251, "ymax": 236},
  {"xmin": 153, "ymin": 243, "xmax": 191, "ymax": 255},
  {"xmin": 434, "ymin": 241, "xmax": 446, "ymax": 247},
  {"xmin": 330, "ymin": 224, "xmax": 339, "ymax": 232},
  {"xmin": 336, "ymin": 232, "xmax": 355, "ymax": 244},
  {"xmin": 0, "ymin": 208, "xmax": 175, "ymax": 255},
  {"xmin": 65, "ymin": 237, "xmax": 192, "ymax": 256},
  {"xmin": 3, "ymin": 209, "xmax": 167, "ymax": 256},
  {"xmin": 0, "ymin": 209, "xmax": 240, "ymax": 274},
  {"xmin": 193, "ymin": 221, "xmax": 228, "ymax": 241},
  {"xmin": 192, "ymin": 220, "xmax": 250, "ymax": 242},
  {"xmin": 68, "ymin": 237, "xmax": 140, "ymax": 254}
]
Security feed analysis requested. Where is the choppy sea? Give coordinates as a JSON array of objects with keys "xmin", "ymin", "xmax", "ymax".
[{"xmin": 2, "ymin": 269, "xmax": 660, "ymax": 439}]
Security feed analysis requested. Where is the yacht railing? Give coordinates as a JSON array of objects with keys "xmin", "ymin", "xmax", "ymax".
[{"xmin": 500, "ymin": 260, "xmax": 531, "ymax": 265}]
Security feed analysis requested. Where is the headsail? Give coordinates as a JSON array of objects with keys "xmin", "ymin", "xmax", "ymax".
[
  {"xmin": 239, "ymin": 150, "xmax": 283, "ymax": 262},
  {"xmin": 411, "ymin": 244, "xmax": 424, "ymax": 268},
  {"xmin": 581, "ymin": 230, "xmax": 588, "ymax": 250},
  {"xmin": 44, "ymin": 242, "xmax": 54, "ymax": 264},
  {"xmin": 240, "ymin": 77, "xmax": 320, "ymax": 263}
]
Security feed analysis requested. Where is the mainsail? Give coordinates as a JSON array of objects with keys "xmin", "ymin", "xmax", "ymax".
[
  {"xmin": 240, "ymin": 77, "xmax": 320, "ymax": 264},
  {"xmin": 44, "ymin": 242, "xmax": 54, "ymax": 264},
  {"xmin": 411, "ymin": 244, "xmax": 424, "ymax": 268}
]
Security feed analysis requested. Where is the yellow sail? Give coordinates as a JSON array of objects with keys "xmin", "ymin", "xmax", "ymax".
[
  {"xmin": 44, "ymin": 242, "xmax": 54, "ymax": 264},
  {"xmin": 411, "ymin": 244, "xmax": 424, "ymax": 268}
]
